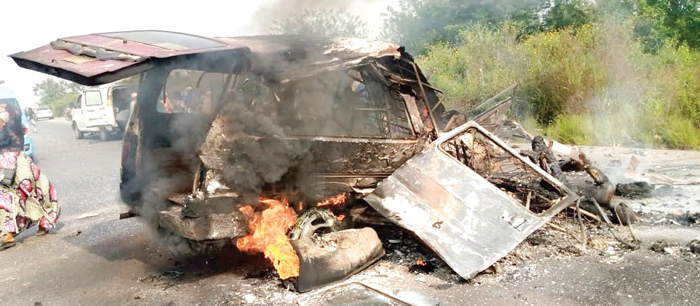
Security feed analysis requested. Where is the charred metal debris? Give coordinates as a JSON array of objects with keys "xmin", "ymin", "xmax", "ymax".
[{"xmin": 11, "ymin": 31, "xmax": 640, "ymax": 294}]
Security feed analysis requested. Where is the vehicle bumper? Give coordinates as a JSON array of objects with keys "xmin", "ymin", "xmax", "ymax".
[
  {"xmin": 86, "ymin": 124, "xmax": 121, "ymax": 133},
  {"xmin": 81, "ymin": 126, "xmax": 100, "ymax": 133}
]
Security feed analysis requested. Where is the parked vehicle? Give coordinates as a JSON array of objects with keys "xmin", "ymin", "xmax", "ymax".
[
  {"xmin": 34, "ymin": 106, "xmax": 54, "ymax": 120},
  {"xmin": 70, "ymin": 83, "xmax": 136, "ymax": 141},
  {"xmin": 0, "ymin": 85, "xmax": 35, "ymax": 159}
]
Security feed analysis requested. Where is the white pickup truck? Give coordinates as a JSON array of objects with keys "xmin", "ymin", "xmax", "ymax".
[{"xmin": 71, "ymin": 83, "xmax": 136, "ymax": 141}]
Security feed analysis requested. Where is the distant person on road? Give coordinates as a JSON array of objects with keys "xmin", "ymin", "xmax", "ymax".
[
  {"xmin": 25, "ymin": 107, "xmax": 37, "ymax": 133},
  {"xmin": 0, "ymin": 102, "xmax": 60, "ymax": 250},
  {"xmin": 25, "ymin": 107, "xmax": 35, "ymax": 121},
  {"xmin": 64, "ymin": 106, "xmax": 73, "ymax": 121}
]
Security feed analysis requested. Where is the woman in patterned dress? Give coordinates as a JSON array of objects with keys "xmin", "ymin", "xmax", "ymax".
[{"xmin": 0, "ymin": 101, "xmax": 60, "ymax": 250}]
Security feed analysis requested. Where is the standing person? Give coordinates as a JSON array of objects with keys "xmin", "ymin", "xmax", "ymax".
[
  {"xmin": 201, "ymin": 89, "xmax": 214, "ymax": 115},
  {"xmin": 129, "ymin": 92, "xmax": 137, "ymax": 112},
  {"xmin": 64, "ymin": 106, "xmax": 73, "ymax": 121},
  {"xmin": 170, "ymin": 92, "xmax": 185, "ymax": 113},
  {"xmin": 182, "ymin": 86, "xmax": 195, "ymax": 113},
  {"xmin": 25, "ymin": 107, "xmax": 37, "ymax": 133},
  {"xmin": 0, "ymin": 102, "xmax": 60, "ymax": 250}
]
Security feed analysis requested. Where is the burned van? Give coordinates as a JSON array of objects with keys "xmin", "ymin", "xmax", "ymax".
[{"xmin": 11, "ymin": 31, "xmax": 578, "ymax": 290}]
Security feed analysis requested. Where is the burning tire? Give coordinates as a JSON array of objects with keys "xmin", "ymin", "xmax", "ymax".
[
  {"xmin": 290, "ymin": 208, "xmax": 343, "ymax": 240},
  {"xmin": 156, "ymin": 225, "xmax": 231, "ymax": 258}
]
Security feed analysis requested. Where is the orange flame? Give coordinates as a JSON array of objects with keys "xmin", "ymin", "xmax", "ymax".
[
  {"xmin": 316, "ymin": 193, "xmax": 347, "ymax": 207},
  {"xmin": 416, "ymin": 259, "xmax": 427, "ymax": 266},
  {"xmin": 336, "ymin": 214, "xmax": 346, "ymax": 221},
  {"xmin": 236, "ymin": 197, "xmax": 300, "ymax": 279}
]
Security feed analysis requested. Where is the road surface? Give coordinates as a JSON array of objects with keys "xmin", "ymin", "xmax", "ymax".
[{"xmin": 0, "ymin": 119, "xmax": 698, "ymax": 305}]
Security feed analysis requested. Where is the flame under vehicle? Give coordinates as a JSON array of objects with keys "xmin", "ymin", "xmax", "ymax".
[{"xmin": 12, "ymin": 31, "xmax": 588, "ymax": 291}]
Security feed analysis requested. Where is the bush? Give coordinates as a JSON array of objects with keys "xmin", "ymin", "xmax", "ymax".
[
  {"xmin": 518, "ymin": 24, "xmax": 606, "ymax": 124},
  {"xmin": 542, "ymin": 114, "xmax": 595, "ymax": 145},
  {"xmin": 417, "ymin": 19, "xmax": 700, "ymax": 149},
  {"xmin": 417, "ymin": 24, "xmax": 523, "ymax": 111},
  {"xmin": 418, "ymin": 23, "xmax": 607, "ymax": 125},
  {"xmin": 652, "ymin": 115, "xmax": 700, "ymax": 149}
]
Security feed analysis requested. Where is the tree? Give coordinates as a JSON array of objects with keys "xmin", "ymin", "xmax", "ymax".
[
  {"xmin": 32, "ymin": 78, "xmax": 82, "ymax": 115},
  {"xmin": 647, "ymin": 0, "xmax": 700, "ymax": 49},
  {"xmin": 543, "ymin": 0, "xmax": 593, "ymax": 31},
  {"xmin": 506, "ymin": 0, "xmax": 595, "ymax": 41},
  {"xmin": 381, "ymin": 0, "xmax": 543, "ymax": 54},
  {"xmin": 628, "ymin": 0, "xmax": 700, "ymax": 52},
  {"xmin": 270, "ymin": 8, "xmax": 368, "ymax": 38},
  {"xmin": 52, "ymin": 92, "xmax": 80, "ymax": 116},
  {"xmin": 33, "ymin": 79, "xmax": 66, "ymax": 106}
]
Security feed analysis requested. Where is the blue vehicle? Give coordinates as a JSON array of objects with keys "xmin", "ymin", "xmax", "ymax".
[
  {"xmin": 20, "ymin": 107, "xmax": 34, "ymax": 158},
  {"xmin": 0, "ymin": 85, "xmax": 35, "ymax": 159}
]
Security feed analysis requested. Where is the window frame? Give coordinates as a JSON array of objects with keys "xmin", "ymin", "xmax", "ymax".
[
  {"xmin": 283, "ymin": 66, "xmax": 419, "ymax": 140},
  {"xmin": 84, "ymin": 90, "xmax": 104, "ymax": 107}
]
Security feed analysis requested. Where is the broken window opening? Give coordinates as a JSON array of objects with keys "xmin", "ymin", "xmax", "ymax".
[
  {"xmin": 374, "ymin": 58, "xmax": 446, "ymax": 136},
  {"xmin": 439, "ymin": 127, "xmax": 565, "ymax": 214},
  {"xmin": 284, "ymin": 66, "xmax": 415, "ymax": 139},
  {"xmin": 211, "ymin": 65, "xmax": 416, "ymax": 140},
  {"xmin": 158, "ymin": 69, "xmax": 229, "ymax": 115},
  {"xmin": 352, "ymin": 68, "xmax": 414, "ymax": 139}
]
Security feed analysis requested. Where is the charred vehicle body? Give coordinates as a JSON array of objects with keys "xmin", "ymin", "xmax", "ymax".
[{"xmin": 12, "ymin": 31, "xmax": 618, "ymax": 291}]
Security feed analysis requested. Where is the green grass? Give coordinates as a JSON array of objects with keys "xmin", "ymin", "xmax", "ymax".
[
  {"xmin": 651, "ymin": 115, "xmax": 700, "ymax": 149},
  {"xmin": 542, "ymin": 114, "xmax": 595, "ymax": 145},
  {"xmin": 540, "ymin": 113, "xmax": 700, "ymax": 150},
  {"xmin": 417, "ymin": 20, "xmax": 700, "ymax": 149}
]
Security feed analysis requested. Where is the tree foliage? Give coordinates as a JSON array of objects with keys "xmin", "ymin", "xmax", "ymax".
[
  {"xmin": 389, "ymin": 0, "xmax": 700, "ymax": 148},
  {"xmin": 381, "ymin": 0, "xmax": 602, "ymax": 54},
  {"xmin": 381, "ymin": 0, "xmax": 542, "ymax": 54},
  {"xmin": 270, "ymin": 8, "xmax": 368, "ymax": 38},
  {"xmin": 382, "ymin": 0, "xmax": 700, "ymax": 55},
  {"xmin": 513, "ymin": 0, "xmax": 594, "ymax": 40},
  {"xmin": 543, "ymin": 0, "xmax": 593, "ymax": 31},
  {"xmin": 32, "ymin": 78, "xmax": 82, "ymax": 115},
  {"xmin": 418, "ymin": 20, "xmax": 700, "ymax": 148},
  {"xmin": 634, "ymin": 0, "xmax": 700, "ymax": 51}
]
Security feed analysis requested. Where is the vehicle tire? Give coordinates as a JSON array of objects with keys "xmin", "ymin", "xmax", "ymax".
[
  {"xmin": 290, "ymin": 208, "xmax": 342, "ymax": 240},
  {"xmin": 157, "ymin": 225, "xmax": 230, "ymax": 258},
  {"xmin": 72, "ymin": 123, "xmax": 84, "ymax": 139},
  {"xmin": 99, "ymin": 127, "xmax": 109, "ymax": 141},
  {"xmin": 49, "ymin": 117, "xmax": 54, "ymax": 120}
]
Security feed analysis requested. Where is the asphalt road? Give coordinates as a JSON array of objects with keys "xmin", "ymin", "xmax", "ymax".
[
  {"xmin": 0, "ymin": 119, "xmax": 698, "ymax": 306},
  {"xmin": 0, "ymin": 119, "xmax": 173, "ymax": 305}
]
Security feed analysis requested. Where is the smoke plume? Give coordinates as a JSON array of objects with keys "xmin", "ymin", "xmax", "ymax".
[{"xmin": 244, "ymin": 0, "xmax": 395, "ymax": 38}]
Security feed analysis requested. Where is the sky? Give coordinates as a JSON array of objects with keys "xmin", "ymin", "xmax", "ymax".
[{"xmin": 0, "ymin": 0, "xmax": 397, "ymax": 107}]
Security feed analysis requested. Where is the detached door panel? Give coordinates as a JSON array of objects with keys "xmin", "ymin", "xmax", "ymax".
[{"xmin": 364, "ymin": 122, "xmax": 576, "ymax": 279}]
